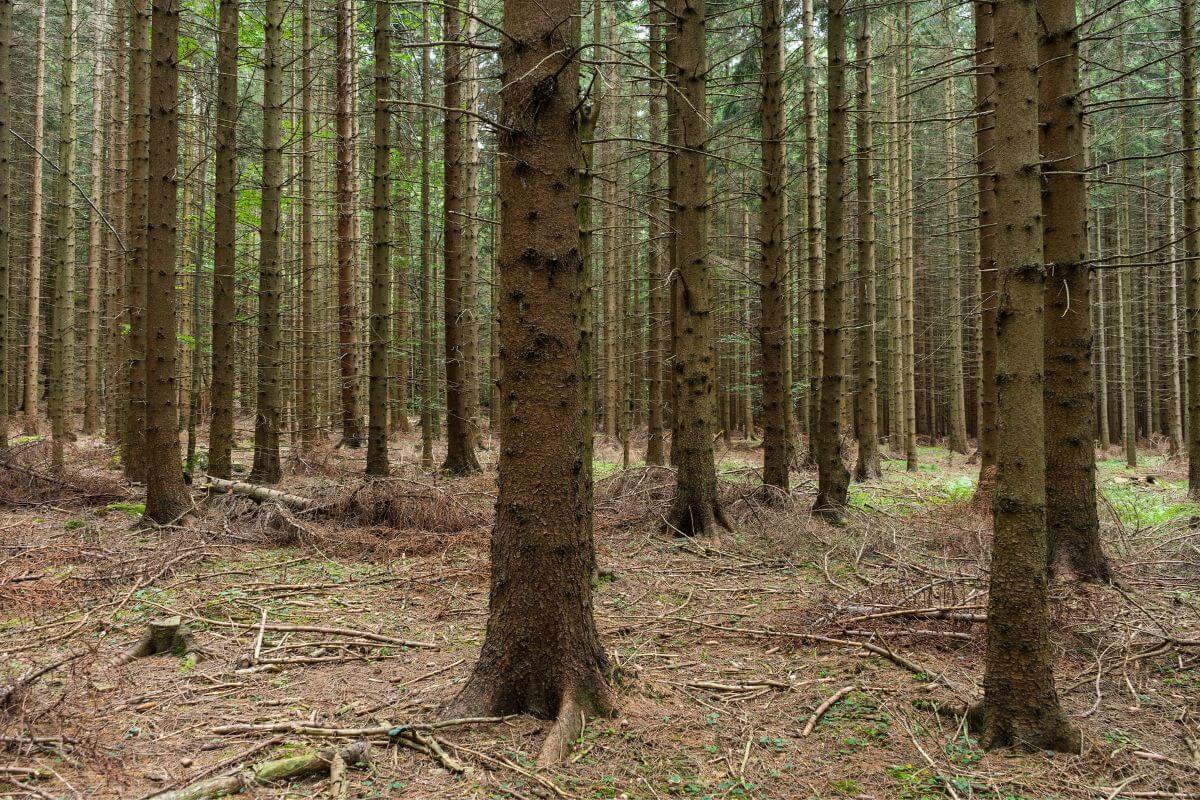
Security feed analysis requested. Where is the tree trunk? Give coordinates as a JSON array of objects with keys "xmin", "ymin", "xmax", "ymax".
[
  {"xmin": 0, "ymin": 0, "xmax": 9, "ymax": 449},
  {"xmin": 123, "ymin": 0, "xmax": 150, "ymax": 482},
  {"xmin": 209, "ymin": 0, "xmax": 237, "ymax": 478},
  {"xmin": 23, "ymin": 0, "xmax": 47, "ymax": 437},
  {"xmin": 944, "ymin": 21, "xmax": 968, "ymax": 456},
  {"xmin": 665, "ymin": 0, "xmax": 729, "ymax": 536},
  {"xmin": 419, "ymin": 3, "xmax": 434, "ymax": 468},
  {"xmin": 49, "ymin": 0, "xmax": 77, "ymax": 472},
  {"xmin": 440, "ymin": 0, "xmax": 480, "ymax": 475},
  {"xmin": 366, "ymin": 0, "xmax": 390, "ymax": 477},
  {"xmin": 83, "ymin": 0, "xmax": 107, "ymax": 436},
  {"xmin": 644, "ymin": 15, "xmax": 665, "ymax": 466},
  {"xmin": 445, "ymin": 0, "xmax": 614, "ymax": 765},
  {"xmin": 758, "ymin": 0, "xmax": 789, "ymax": 491},
  {"xmin": 973, "ymin": 0, "xmax": 998, "ymax": 506},
  {"xmin": 972, "ymin": 0, "xmax": 1078, "ymax": 752},
  {"xmin": 802, "ymin": 0, "xmax": 821, "ymax": 464},
  {"xmin": 1039, "ymin": 0, "xmax": 1109, "ymax": 581},
  {"xmin": 335, "ymin": 0, "xmax": 361, "ymax": 450},
  {"xmin": 296, "ymin": 0, "xmax": 315, "ymax": 451},
  {"xmin": 1183, "ymin": 0, "xmax": 1200, "ymax": 498},
  {"xmin": 143, "ymin": 0, "xmax": 191, "ymax": 523},
  {"xmin": 854, "ymin": 8, "xmax": 881, "ymax": 481},
  {"xmin": 249, "ymin": 0, "xmax": 284, "ymax": 483},
  {"xmin": 103, "ymin": 0, "xmax": 127, "ymax": 445},
  {"xmin": 814, "ymin": 0, "xmax": 851, "ymax": 517}
]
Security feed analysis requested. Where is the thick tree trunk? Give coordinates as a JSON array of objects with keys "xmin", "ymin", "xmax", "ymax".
[
  {"xmin": 1039, "ymin": 0, "xmax": 1109, "ymax": 581},
  {"xmin": 944, "ymin": 23, "xmax": 968, "ymax": 457},
  {"xmin": 758, "ymin": 0, "xmax": 789, "ymax": 492},
  {"xmin": 208, "ymin": 0, "xmax": 237, "ymax": 479},
  {"xmin": 854, "ymin": 9, "xmax": 880, "ymax": 482},
  {"xmin": 297, "ymin": 0, "xmax": 316, "ymax": 451},
  {"xmin": 440, "ymin": 0, "xmax": 479, "ymax": 475},
  {"xmin": 103, "ymin": 0, "xmax": 127, "ymax": 445},
  {"xmin": 249, "ymin": 0, "xmax": 284, "ymax": 483},
  {"xmin": 1182, "ymin": 0, "xmax": 1200, "ymax": 498},
  {"xmin": 143, "ymin": 0, "xmax": 191, "ymax": 523},
  {"xmin": 366, "ymin": 0, "xmax": 390, "ymax": 477},
  {"xmin": 665, "ymin": 0, "xmax": 729, "ymax": 536},
  {"xmin": 445, "ymin": 0, "xmax": 613, "ymax": 764},
  {"xmin": 814, "ymin": 0, "xmax": 851, "ymax": 517},
  {"xmin": 23, "ymin": 0, "xmax": 47, "ymax": 438},
  {"xmin": 972, "ymin": 0, "xmax": 1078, "ymax": 752}
]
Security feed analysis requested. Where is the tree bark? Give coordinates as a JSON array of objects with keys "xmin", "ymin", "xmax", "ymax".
[
  {"xmin": 49, "ymin": 0, "xmax": 77, "ymax": 472},
  {"xmin": 1039, "ymin": 0, "xmax": 1109, "ymax": 581},
  {"xmin": 0, "ymin": 0, "xmax": 9, "ymax": 450},
  {"xmin": 440, "ymin": 0, "xmax": 480, "ymax": 474},
  {"xmin": 143, "ymin": 0, "xmax": 191, "ymax": 523},
  {"xmin": 645, "ymin": 15, "xmax": 665, "ymax": 466},
  {"xmin": 802, "ymin": 0, "xmax": 821, "ymax": 463},
  {"xmin": 1182, "ymin": 0, "xmax": 1200, "ymax": 498},
  {"xmin": 22, "ymin": 0, "xmax": 47, "ymax": 437},
  {"xmin": 814, "ymin": 0, "xmax": 851, "ymax": 517},
  {"xmin": 123, "ymin": 0, "xmax": 150, "ymax": 482},
  {"xmin": 665, "ymin": 0, "xmax": 729, "ymax": 536},
  {"xmin": 419, "ymin": 3, "xmax": 434, "ymax": 469},
  {"xmin": 209, "ymin": 0, "xmax": 237, "ymax": 478},
  {"xmin": 445, "ymin": 0, "xmax": 613, "ymax": 765},
  {"xmin": 972, "ymin": 0, "xmax": 1078, "ymax": 752},
  {"xmin": 366, "ymin": 0, "xmax": 390, "ymax": 477},
  {"xmin": 335, "ymin": 0, "xmax": 362, "ymax": 450},
  {"xmin": 944, "ymin": 19, "xmax": 968, "ymax": 456},
  {"xmin": 973, "ymin": 0, "xmax": 998, "ymax": 506},
  {"xmin": 758, "ymin": 0, "xmax": 789, "ymax": 491},
  {"xmin": 83, "ymin": 0, "xmax": 107, "ymax": 436},
  {"xmin": 249, "ymin": 0, "xmax": 284, "ymax": 483},
  {"xmin": 854, "ymin": 8, "xmax": 881, "ymax": 481}
]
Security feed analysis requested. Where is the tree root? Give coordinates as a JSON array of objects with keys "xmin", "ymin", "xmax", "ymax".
[
  {"xmin": 966, "ymin": 702, "xmax": 1081, "ymax": 754},
  {"xmin": 536, "ymin": 690, "xmax": 586, "ymax": 767},
  {"xmin": 663, "ymin": 499, "xmax": 734, "ymax": 537},
  {"xmin": 146, "ymin": 740, "xmax": 370, "ymax": 800},
  {"xmin": 105, "ymin": 617, "xmax": 202, "ymax": 669}
]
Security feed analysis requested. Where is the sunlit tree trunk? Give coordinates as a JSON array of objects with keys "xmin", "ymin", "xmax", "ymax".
[{"xmin": 23, "ymin": 0, "xmax": 47, "ymax": 437}]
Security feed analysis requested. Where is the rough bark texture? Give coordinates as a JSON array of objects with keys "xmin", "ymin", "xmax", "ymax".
[
  {"xmin": 445, "ymin": 0, "xmax": 613, "ymax": 764},
  {"xmin": 973, "ymin": 0, "xmax": 1079, "ymax": 752},
  {"xmin": 143, "ymin": 0, "xmax": 191, "ymax": 524},
  {"xmin": 645, "ymin": 16, "xmax": 665, "ymax": 467},
  {"xmin": 1182, "ymin": 0, "xmax": 1200, "ymax": 499},
  {"xmin": 1039, "ymin": 0, "xmax": 1109, "ymax": 581},
  {"xmin": 208, "ymin": 0, "xmax": 237, "ymax": 479},
  {"xmin": 249, "ymin": 0, "xmax": 284, "ymax": 483},
  {"xmin": 23, "ymin": 0, "xmax": 47, "ymax": 437},
  {"xmin": 419, "ymin": 5, "xmax": 434, "ymax": 469},
  {"xmin": 854, "ymin": 9, "xmax": 880, "ymax": 482},
  {"xmin": 48, "ymin": 0, "xmax": 76, "ymax": 471},
  {"xmin": 366, "ymin": 0, "xmax": 391, "ymax": 477},
  {"xmin": 802, "ymin": 0, "xmax": 822, "ymax": 462},
  {"xmin": 297, "ymin": 0, "xmax": 316, "ymax": 451},
  {"xmin": 440, "ymin": 0, "xmax": 480, "ymax": 475},
  {"xmin": 814, "ymin": 0, "xmax": 851, "ymax": 517},
  {"xmin": 335, "ymin": 0, "xmax": 361, "ymax": 450},
  {"xmin": 973, "ymin": 0, "xmax": 998, "ymax": 507},
  {"xmin": 0, "ymin": 0, "xmax": 9, "ymax": 449},
  {"xmin": 123, "ymin": 0, "xmax": 150, "ymax": 481},
  {"xmin": 83, "ymin": 2, "xmax": 107, "ymax": 436},
  {"xmin": 665, "ymin": 0, "xmax": 730, "ymax": 536},
  {"xmin": 758, "ymin": 0, "xmax": 789, "ymax": 492},
  {"xmin": 944, "ymin": 22, "xmax": 968, "ymax": 457}
]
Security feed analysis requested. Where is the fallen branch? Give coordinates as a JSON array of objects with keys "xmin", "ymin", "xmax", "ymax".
[
  {"xmin": 801, "ymin": 685, "xmax": 856, "ymax": 736},
  {"xmin": 156, "ymin": 606, "xmax": 437, "ymax": 649},
  {"xmin": 211, "ymin": 716, "xmax": 509, "ymax": 738},
  {"xmin": 0, "ymin": 652, "xmax": 84, "ymax": 709},
  {"xmin": 204, "ymin": 477, "xmax": 317, "ymax": 511},
  {"xmin": 145, "ymin": 740, "xmax": 370, "ymax": 800}
]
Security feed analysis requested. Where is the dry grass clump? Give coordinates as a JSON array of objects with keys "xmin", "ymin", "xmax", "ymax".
[{"xmin": 320, "ymin": 478, "xmax": 487, "ymax": 533}]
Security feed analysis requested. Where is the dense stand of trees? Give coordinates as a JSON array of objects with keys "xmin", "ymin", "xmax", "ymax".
[{"xmin": 0, "ymin": 0, "xmax": 1198, "ymax": 760}]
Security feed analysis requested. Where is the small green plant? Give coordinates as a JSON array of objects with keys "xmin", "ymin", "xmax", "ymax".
[
  {"xmin": 64, "ymin": 519, "xmax": 84, "ymax": 531},
  {"xmin": 105, "ymin": 501, "xmax": 146, "ymax": 517}
]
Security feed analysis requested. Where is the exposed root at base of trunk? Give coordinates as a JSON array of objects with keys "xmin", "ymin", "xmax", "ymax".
[
  {"xmin": 104, "ymin": 616, "xmax": 202, "ymax": 669},
  {"xmin": 663, "ymin": 499, "xmax": 734, "ymax": 537},
  {"xmin": 443, "ymin": 673, "xmax": 616, "ymax": 766},
  {"xmin": 966, "ymin": 702, "xmax": 1081, "ymax": 754}
]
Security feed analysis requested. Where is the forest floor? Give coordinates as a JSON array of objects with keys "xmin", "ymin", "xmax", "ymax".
[{"xmin": 0, "ymin": 426, "xmax": 1198, "ymax": 799}]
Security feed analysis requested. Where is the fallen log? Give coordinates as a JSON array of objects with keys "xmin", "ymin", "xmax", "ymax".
[
  {"xmin": 203, "ymin": 477, "xmax": 316, "ymax": 511},
  {"xmin": 145, "ymin": 740, "xmax": 370, "ymax": 800}
]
